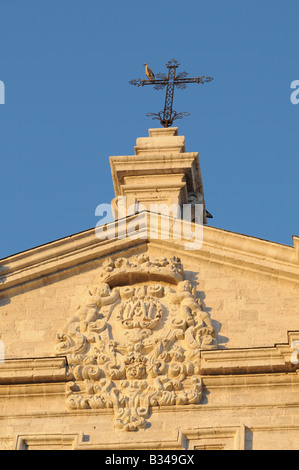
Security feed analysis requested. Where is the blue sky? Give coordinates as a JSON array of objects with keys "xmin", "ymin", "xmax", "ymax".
[{"xmin": 0, "ymin": 0, "xmax": 298, "ymax": 259}]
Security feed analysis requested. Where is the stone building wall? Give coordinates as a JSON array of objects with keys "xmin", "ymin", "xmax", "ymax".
[{"xmin": 0, "ymin": 128, "xmax": 299, "ymax": 450}]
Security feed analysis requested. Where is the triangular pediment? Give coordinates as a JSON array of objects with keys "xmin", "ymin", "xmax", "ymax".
[
  {"xmin": 1, "ymin": 212, "xmax": 299, "ymax": 436},
  {"xmin": 0, "ymin": 211, "xmax": 298, "ymax": 298}
]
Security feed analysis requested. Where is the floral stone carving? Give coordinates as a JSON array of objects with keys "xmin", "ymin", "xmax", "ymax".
[{"xmin": 54, "ymin": 255, "xmax": 217, "ymax": 431}]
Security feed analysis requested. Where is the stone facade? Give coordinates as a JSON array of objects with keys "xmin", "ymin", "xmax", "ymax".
[{"xmin": 0, "ymin": 128, "xmax": 299, "ymax": 450}]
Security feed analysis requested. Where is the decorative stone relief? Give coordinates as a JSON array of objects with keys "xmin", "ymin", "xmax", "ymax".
[{"xmin": 55, "ymin": 255, "xmax": 217, "ymax": 431}]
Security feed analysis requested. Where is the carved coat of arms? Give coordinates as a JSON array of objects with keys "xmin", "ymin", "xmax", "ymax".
[{"xmin": 55, "ymin": 255, "xmax": 217, "ymax": 431}]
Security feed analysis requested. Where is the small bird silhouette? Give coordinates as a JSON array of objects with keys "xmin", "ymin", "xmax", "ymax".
[{"xmin": 143, "ymin": 63, "xmax": 155, "ymax": 81}]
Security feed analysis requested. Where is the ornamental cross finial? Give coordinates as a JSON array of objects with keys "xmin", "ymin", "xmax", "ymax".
[{"xmin": 129, "ymin": 59, "xmax": 213, "ymax": 128}]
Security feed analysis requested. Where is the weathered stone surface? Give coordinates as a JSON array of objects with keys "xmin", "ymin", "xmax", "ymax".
[{"xmin": 0, "ymin": 128, "xmax": 299, "ymax": 449}]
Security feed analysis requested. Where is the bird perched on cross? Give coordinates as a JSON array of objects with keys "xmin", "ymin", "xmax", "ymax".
[{"xmin": 143, "ymin": 63, "xmax": 155, "ymax": 81}]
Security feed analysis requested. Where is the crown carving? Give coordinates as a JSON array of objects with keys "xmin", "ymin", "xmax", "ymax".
[{"xmin": 98, "ymin": 254, "xmax": 184, "ymax": 287}]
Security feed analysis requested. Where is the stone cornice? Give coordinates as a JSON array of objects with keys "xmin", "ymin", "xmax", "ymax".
[
  {"xmin": 0, "ymin": 332, "xmax": 298, "ymax": 386},
  {"xmin": 0, "ymin": 212, "xmax": 298, "ymax": 297},
  {"xmin": 200, "ymin": 331, "xmax": 299, "ymax": 375},
  {"xmin": 0, "ymin": 218, "xmax": 148, "ymax": 296},
  {"xmin": 0, "ymin": 357, "xmax": 68, "ymax": 385}
]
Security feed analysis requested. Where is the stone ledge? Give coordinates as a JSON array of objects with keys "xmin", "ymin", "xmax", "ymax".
[
  {"xmin": 0, "ymin": 357, "xmax": 68, "ymax": 385},
  {"xmin": 0, "ymin": 332, "xmax": 299, "ymax": 387},
  {"xmin": 200, "ymin": 331, "xmax": 299, "ymax": 375}
]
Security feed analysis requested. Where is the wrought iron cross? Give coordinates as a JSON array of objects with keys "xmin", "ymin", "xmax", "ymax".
[{"xmin": 129, "ymin": 58, "xmax": 213, "ymax": 128}]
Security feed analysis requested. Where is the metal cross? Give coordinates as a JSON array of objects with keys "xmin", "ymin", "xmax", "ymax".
[{"xmin": 129, "ymin": 58, "xmax": 213, "ymax": 128}]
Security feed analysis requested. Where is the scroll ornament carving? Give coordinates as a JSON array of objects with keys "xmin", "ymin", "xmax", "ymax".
[{"xmin": 55, "ymin": 255, "xmax": 217, "ymax": 431}]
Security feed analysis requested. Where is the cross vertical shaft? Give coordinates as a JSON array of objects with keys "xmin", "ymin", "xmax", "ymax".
[{"xmin": 162, "ymin": 62, "xmax": 178, "ymax": 128}]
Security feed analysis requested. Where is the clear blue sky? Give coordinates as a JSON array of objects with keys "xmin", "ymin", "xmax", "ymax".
[{"xmin": 0, "ymin": 0, "xmax": 298, "ymax": 259}]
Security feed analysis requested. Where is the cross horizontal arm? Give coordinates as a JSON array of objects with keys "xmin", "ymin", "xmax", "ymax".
[
  {"xmin": 129, "ymin": 76, "xmax": 213, "ymax": 88},
  {"xmin": 174, "ymin": 76, "xmax": 214, "ymax": 85},
  {"xmin": 129, "ymin": 79, "xmax": 166, "ymax": 87}
]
